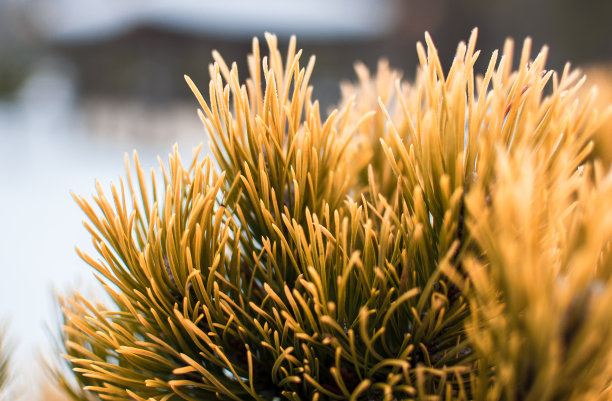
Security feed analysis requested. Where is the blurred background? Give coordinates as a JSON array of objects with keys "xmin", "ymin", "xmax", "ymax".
[{"xmin": 0, "ymin": 0, "xmax": 610, "ymax": 397}]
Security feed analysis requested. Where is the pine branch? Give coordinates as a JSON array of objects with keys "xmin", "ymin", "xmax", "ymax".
[
  {"xmin": 52, "ymin": 29, "xmax": 612, "ymax": 401},
  {"xmin": 0, "ymin": 331, "xmax": 8, "ymax": 396}
]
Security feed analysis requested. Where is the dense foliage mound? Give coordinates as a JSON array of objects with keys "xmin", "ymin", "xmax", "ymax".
[{"xmin": 55, "ymin": 30, "xmax": 612, "ymax": 400}]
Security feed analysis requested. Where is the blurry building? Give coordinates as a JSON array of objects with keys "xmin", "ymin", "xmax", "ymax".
[
  {"xmin": 2, "ymin": 0, "xmax": 610, "ymax": 105},
  {"xmin": 24, "ymin": 0, "xmax": 407, "ymax": 107}
]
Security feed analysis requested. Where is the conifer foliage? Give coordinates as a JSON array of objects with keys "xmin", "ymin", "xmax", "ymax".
[
  {"xmin": 0, "ymin": 333, "xmax": 8, "ymax": 396},
  {"xmin": 56, "ymin": 30, "xmax": 612, "ymax": 400}
]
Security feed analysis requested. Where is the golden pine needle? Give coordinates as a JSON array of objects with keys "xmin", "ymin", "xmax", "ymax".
[{"xmin": 49, "ymin": 30, "xmax": 612, "ymax": 401}]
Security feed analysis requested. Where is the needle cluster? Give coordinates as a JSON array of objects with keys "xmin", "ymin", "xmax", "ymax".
[{"xmin": 55, "ymin": 30, "xmax": 612, "ymax": 401}]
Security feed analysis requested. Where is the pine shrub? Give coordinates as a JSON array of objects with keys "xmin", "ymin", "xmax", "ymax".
[{"xmin": 55, "ymin": 30, "xmax": 612, "ymax": 401}]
